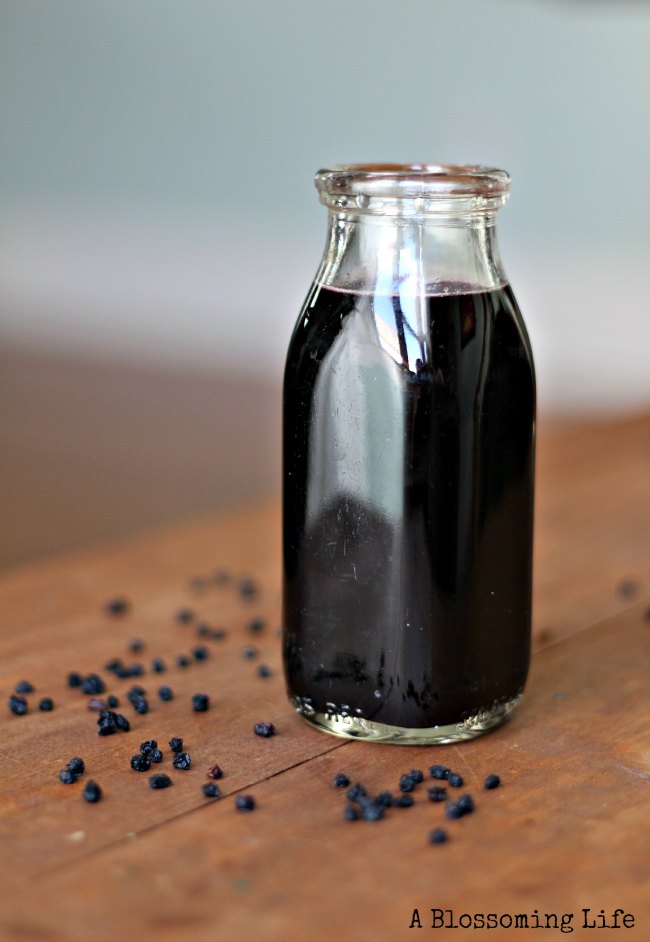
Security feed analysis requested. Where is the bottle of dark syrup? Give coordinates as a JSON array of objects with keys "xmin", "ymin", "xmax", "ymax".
[{"xmin": 283, "ymin": 165, "xmax": 535, "ymax": 744}]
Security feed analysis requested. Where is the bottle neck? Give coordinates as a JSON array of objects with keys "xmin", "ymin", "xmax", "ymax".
[{"xmin": 316, "ymin": 211, "xmax": 507, "ymax": 297}]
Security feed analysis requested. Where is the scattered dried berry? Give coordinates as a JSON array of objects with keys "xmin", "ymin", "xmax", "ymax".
[
  {"xmin": 207, "ymin": 764, "xmax": 223, "ymax": 780},
  {"xmin": 67, "ymin": 757, "xmax": 85, "ymax": 776},
  {"xmin": 392, "ymin": 795, "xmax": 414, "ymax": 808},
  {"xmin": 408, "ymin": 769, "xmax": 424, "ymax": 784},
  {"xmin": 192, "ymin": 645, "xmax": 209, "ymax": 661},
  {"xmin": 8, "ymin": 695, "xmax": 28, "ymax": 716},
  {"xmin": 132, "ymin": 697, "xmax": 149, "ymax": 715},
  {"xmin": 257, "ymin": 664, "xmax": 271, "ymax": 678},
  {"xmin": 149, "ymin": 773, "xmax": 172, "ymax": 789},
  {"xmin": 248, "ymin": 618, "xmax": 265, "ymax": 634},
  {"xmin": 343, "ymin": 804, "xmax": 358, "ymax": 821},
  {"xmin": 140, "ymin": 740, "xmax": 158, "ymax": 756},
  {"xmin": 104, "ymin": 658, "xmax": 123, "ymax": 673},
  {"xmin": 105, "ymin": 597, "xmax": 130, "ymax": 617},
  {"xmin": 115, "ymin": 713, "xmax": 130, "ymax": 731},
  {"xmin": 210, "ymin": 628, "xmax": 227, "ymax": 641},
  {"xmin": 360, "ymin": 801, "xmax": 385, "ymax": 821},
  {"xmin": 150, "ymin": 748, "xmax": 163, "ymax": 763},
  {"xmin": 239, "ymin": 578, "xmax": 257, "ymax": 600},
  {"xmin": 169, "ymin": 737, "xmax": 183, "ymax": 753},
  {"xmin": 429, "ymin": 828, "xmax": 448, "ymax": 844},
  {"xmin": 152, "ymin": 658, "xmax": 166, "ymax": 673},
  {"xmin": 39, "ymin": 697, "xmax": 54, "ymax": 711},
  {"xmin": 83, "ymin": 781, "xmax": 102, "ymax": 803},
  {"xmin": 253, "ymin": 722, "xmax": 275, "ymax": 738},
  {"xmin": 428, "ymin": 786, "xmax": 448, "ymax": 803},
  {"xmin": 15, "ymin": 680, "xmax": 34, "ymax": 694},
  {"xmin": 131, "ymin": 754, "xmax": 151, "ymax": 772},
  {"xmin": 429, "ymin": 765, "xmax": 451, "ymax": 780},
  {"xmin": 175, "ymin": 608, "xmax": 195, "ymax": 625},
  {"xmin": 484, "ymin": 774, "xmax": 501, "ymax": 790},
  {"xmin": 448, "ymin": 773, "xmax": 464, "ymax": 788},
  {"xmin": 81, "ymin": 674, "xmax": 106, "ymax": 696},
  {"xmin": 375, "ymin": 791, "xmax": 393, "ymax": 807},
  {"xmin": 127, "ymin": 663, "xmax": 144, "ymax": 677},
  {"xmin": 241, "ymin": 646, "xmax": 258, "ymax": 660},
  {"xmin": 445, "ymin": 801, "xmax": 463, "ymax": 820},
  {"xmin": 235, "ymin": 794, "xmax": 255, "ymax": 812},
  {"xmin": 129, "ymin": 639, "xmax": 144, "ymax": 653},
  {"xmin": 333, "ymin": 773, "xmax": 350, "ymax": 788},
  {"xmin": 196, "ymin": 623, "xmax": 212, "ymax": 638},
  {"xmin": 59, "ymin": 769, "xmax": 77, "ymax": 784},
  {"xmin": 172, "ymin": 752, "xmax": 191, "ymax": 770},
  {"xmin": 399, "ymin": 774, "xmax": 416, "ymax": 793},
  {"xmin": 159, "ymin": 685, "xmax": 174, "ymax": 701},
  {"xmin": 67, "ymin": 671, "xmax": 83, "ymax": 688},
  {"xmin": 347, "ymin": 784, "xmax": 367, "ymax": 803},
  {"xmin": 457, "ymin": 793, "xmax": 475, "ymax": 815},
  {"xmin": 617, "ymin": 579, "xmax": 639, "ymax": 600},
  {"xmin": 107, "ymin": 694, "xmax": 119, "ymax": 708},
  {"xmin": 192, "ymin": 693, "xmax": 210, "ymax": 712},
  {"xmin": 202, "ymin": 782, "xmax": 221, "ymax": 799},
  {"xmin": 176, "ymin": 655, "xmax": 190, "ymax": 668}
]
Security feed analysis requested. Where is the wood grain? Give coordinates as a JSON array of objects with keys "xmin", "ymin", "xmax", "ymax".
[{"xmin": 0, "ymin": 414, "xmax": 648, "ymax": 941}]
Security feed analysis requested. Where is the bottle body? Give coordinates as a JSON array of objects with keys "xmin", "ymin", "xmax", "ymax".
[{"xmin": 282, "ymin": 166, "xmax": 535, "ymax": 743}]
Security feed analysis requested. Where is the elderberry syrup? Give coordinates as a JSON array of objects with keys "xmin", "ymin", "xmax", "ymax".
[{"xmin": 283, "ymin": 165, "xmax": 535, "ymax": 744}]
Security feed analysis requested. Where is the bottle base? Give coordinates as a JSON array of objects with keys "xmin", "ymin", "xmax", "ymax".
[{"xmin": 292, "ymin": 693, "xmax": 522, "ymax": 745}]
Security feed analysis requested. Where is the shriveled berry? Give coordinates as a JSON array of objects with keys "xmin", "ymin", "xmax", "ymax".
[
  {"xmin": 457, "ymin": 793, "xmax": 475, "ymax": 815},
  {"xmin": 159, "ymin": 685, "xmax": 174, "ymax": 701},
  {"xmin": 428, "ymin": 786, "xmax": 448, "ymax": 803},
  {"xmin": 445, "ymin": 801, "xmax": 463, "ymax": 820},
  {"xmin": 8, "ymin": 695, "xmax": 28, "ymax": 715},
  {"xmin": 343, "ymin": 804, "xmax": 358, "ymax": 821},
  {"xmin": 333, "ymin": 773, "xmax": 350, "ymax": 788},
  {"xmin": 131, "ymin": 754, "xmax": 151, "ymax": 772},
  {"xmin": 207, "ymin": 764, "xmax": 223, "ymax": 780},
  {"xmin": 253, "ymin": 722, "xmax": 275, "ymax": 738},
  {"xmin": 210, "ymin": 628, "xmax": 227, "ymax": 640},
  {"xmin": 140, "ymin": 740, "xmax": 158, "ymax": 756},
  {"xmin": 484, "ymin": 774, "xmax": 501, "ymax": 790},
  {"xmin": 67, "ymin": 671, "xmax": 83, "ymax": 688},
  {"xmin": 132, "ymin": 697, "xmax": 149, "ymax": 715},
  {"xmin": 82, "ymin": 674, "xmax": 106, "ymax": 696},
  {"xmin": 67, "ymin": 757, "xmax": 85, "ymax": 776},
  {"xmin": 192, "ymin": 693, "xmax": 210, "ymax": 712},
  {"xmin": 104, "ymin": 658, "xmax": 123, "ymax": 673},
  {"xmin": 175, "ymin": 608, "xmax": 195, "ymax": 624},
  {"xmin": 239, "ymin": 577, "xmax": 257, "ymax": 600},
  {"xmin": 196, "ymin": 623, "xmax": 212, "ymax": 638},
  {"xmin": 192, "ymin": 646, "xmax": 209, "ymax": 661},
  {"xmin": 235, "ymin": 794, "xmax": 255, "ymax": 812},
  {"xmin": 127, "ymin": 663, "xmax": 144, "ymax": 677},
  {"xmin": 107, "ymin": 694, "xmax": 119, "ymax": 708},
  {"xmin": 360, "ymin": 801, "xmax": 384, "ymax": 821},
  {"xmin": 115, "ymin": 713, "xmax": 130, "ymax": 731},
  {"xmin": 176, "ymin": 655, "xmax": 190, "ymax": 668},
  {"xmin": 429, "ymin": 828, "xmax": 448, "ymax": 844},
  {"xmin": 39, "ymin": 697, "xmax": 54, "ymax": 711},
  {"xmin": 241, "ymin": 646, "xmax": 258, "ymax": 660},
  {"xmin": 399, "ymin": 774, "xmax": 416, "ymax": 793},
  {"xmin": 129, "ymin": 639, "xmax": 144, "ymax": 653},
  {"xmin": 347, "ymin": 784, "xmax": 367, "ymax": 802},
  {"xmin": 248, "ymin": 618, "xmax": 265, "ymax": 634},
  {"xmin": 152, "ymin": 658, "xmax": 166, "ymax": 673},
  {"xmin": 105, "ymin": 597, "xmax": 130, "ymax": 616},
  {"xmin": 169, "ymin": 737, "xmax": 183, "ymax": 753},
  {"xmin": 15, "ymin": 680, "xmax": 34, "ymax": 694},
  {"xmin": 149, "ymin": 773, "xmax": 172, "ymax": 789},
  {"xmin": 202, "ymin": 782, "xmax": 221, "ymax": 798},
  {"xmin": 150, "ymin": 748, "xmax": 163, "ymax": 763},
  {"xmin": 429, "ymin": 764, "xmax": 451, "ymax": 780},
  {"xmin": 83, "ymin": 781, "xmax": 102, "ymax": 802},
  {"xmin": 172, "ymin": 752, "xmax": 191, "ymax": 770},
  {"xmin": 392, "ymin": 794, "xmax": 414, "ymax": 808},
  {"xmin": 375, "ymin": 791, "xmax": 393, "ymax": 807},
  {"xmin": 448, "ymin": 773, "xmax": 464, "ymax": 788},
  {"xmin": 59, "ymin": 769, "xmax": 77, "ymax": 784},
  {"xmin": 409, "ymin": 769, "xmax": 424, "ymax": 784},
  {"xmin": 257, "ymin": 664, "xmax": 271, "ymax": 678},
  {"xmin": 87, "ymin": 698, "xmax": 106, "ymax": 712},
  {"xmin": 97, "ymin": 717, "xmax": 117, "ymax": 736}
]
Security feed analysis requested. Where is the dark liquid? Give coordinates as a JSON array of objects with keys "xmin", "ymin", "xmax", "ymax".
[{"xmin": 283, "ymin": 284, "xmax": 535, "ymax": 729}]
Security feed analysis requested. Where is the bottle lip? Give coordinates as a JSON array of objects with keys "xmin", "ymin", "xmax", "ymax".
[{"xmin": 315, "ymin": 163, "xmax": 510, "ymax": 215}]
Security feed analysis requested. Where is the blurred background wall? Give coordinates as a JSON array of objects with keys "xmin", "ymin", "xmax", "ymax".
[{"xmin": 1, "ymin": 0, "xmax": 649, "ymax": 569}]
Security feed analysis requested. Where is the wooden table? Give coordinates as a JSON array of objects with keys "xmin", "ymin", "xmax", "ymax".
[{"xmin": 1, "ymin": 414, "xmax": 649, "ymax": 942}]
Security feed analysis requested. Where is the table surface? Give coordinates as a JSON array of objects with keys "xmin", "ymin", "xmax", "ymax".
[{"xmin": 1, "ymin": 413, "xmax": 649, "ymax": 942}]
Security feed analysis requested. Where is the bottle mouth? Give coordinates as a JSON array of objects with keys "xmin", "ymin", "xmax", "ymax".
[{"xmin": 315, "ymin": 164, "xmax": 510, "ymax": 216}]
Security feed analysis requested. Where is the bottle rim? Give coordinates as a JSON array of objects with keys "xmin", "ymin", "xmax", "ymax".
[{"xmin": 315, "ymin": 164, "xmax": 510, "ymax": 215}]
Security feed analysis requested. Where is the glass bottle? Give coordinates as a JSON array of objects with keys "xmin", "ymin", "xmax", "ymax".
[{"xmin": 283, "ymin": 164, "xmax": 535, "ymax": 744}]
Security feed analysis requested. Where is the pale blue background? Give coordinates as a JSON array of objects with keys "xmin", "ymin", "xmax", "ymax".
[{"xmin": 1, "ymin": 0, "xmax": 649, "ymax": 411}]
